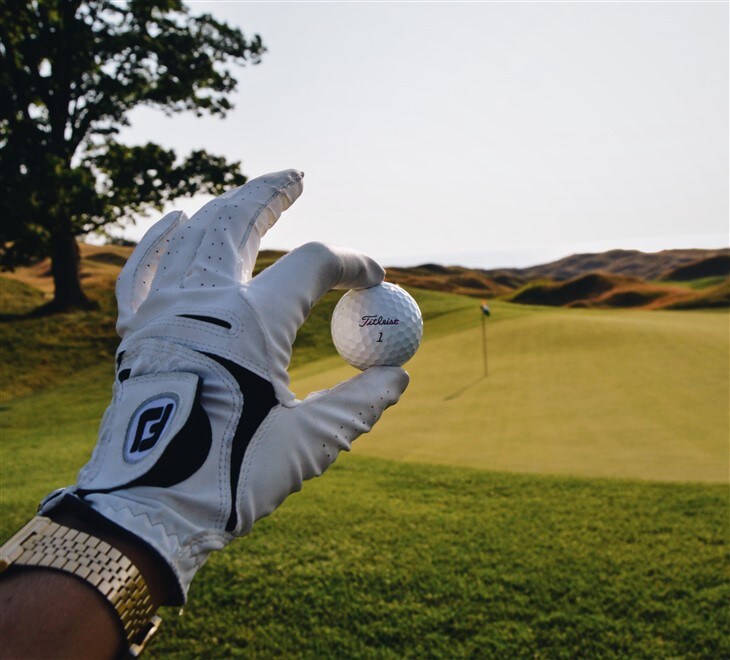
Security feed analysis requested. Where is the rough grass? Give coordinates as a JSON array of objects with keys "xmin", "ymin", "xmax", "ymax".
[
  {"xmin": 1, "ymin": 406, "xmax": 728, "ymax": 659},
  {"xmin": 0, "ymin": 277, "xmax": 118, "ymax": 401},
  {"xmin": 507, "ymin": 273, "xmax": 730, "ymax": 311},
  {"xmin": 661, "ymin": 254, "xmax": 730, "ymax": 282}
]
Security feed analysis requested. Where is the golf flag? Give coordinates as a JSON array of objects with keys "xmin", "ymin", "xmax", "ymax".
[{"xmin": 480, "ymin": 300, "xmax": 489, "ymax": 375}]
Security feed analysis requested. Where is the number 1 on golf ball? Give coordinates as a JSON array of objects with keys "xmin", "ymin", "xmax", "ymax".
[{"xmin": 331, "ymin": 282, "xmax": 423, "ymax": 370}]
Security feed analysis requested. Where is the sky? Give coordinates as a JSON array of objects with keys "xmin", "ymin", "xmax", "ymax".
[{"xmin": 113, "ymin": 1, "xmax": 729, "ymax": 269}]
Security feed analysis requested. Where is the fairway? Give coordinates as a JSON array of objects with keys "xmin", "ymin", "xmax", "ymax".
[{"xmin": 292, "ymin": 301, "xmax": 729, "ymax": 483}]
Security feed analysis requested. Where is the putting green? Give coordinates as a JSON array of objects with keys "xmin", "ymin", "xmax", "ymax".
[{"xmin": 291, "ymin": 304, "xmax": 729, "ymax": 483}]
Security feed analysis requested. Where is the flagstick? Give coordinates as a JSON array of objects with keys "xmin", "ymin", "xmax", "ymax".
[{"xmin": 481, "ymin": 311, "xmax": 488, "ymax": 376}]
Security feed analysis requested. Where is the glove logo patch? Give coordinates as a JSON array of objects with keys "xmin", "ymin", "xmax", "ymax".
[{"xmin": 124, "ymin": 396, "xmax": 178, "ymax": 464}]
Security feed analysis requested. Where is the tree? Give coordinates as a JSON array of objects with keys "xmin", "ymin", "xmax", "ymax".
[{"xmin": 0, "ymin": 0, "xmax": 265, "ymax": 311}]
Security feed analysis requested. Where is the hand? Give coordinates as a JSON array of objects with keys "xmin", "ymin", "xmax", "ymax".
[{"xmin": 41, "ymin": 170, "xmax": 409, "ymax": 604}]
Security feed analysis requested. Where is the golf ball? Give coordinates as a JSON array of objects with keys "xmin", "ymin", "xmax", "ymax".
[{"xmin": 331, "ymin": 282, "xmax": 423, "ymax": 370}]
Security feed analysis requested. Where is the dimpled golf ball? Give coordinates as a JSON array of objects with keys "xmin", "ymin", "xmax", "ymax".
[{"xmin": 331, "ymin": 282, "xmax": 423, "ymax": 370}]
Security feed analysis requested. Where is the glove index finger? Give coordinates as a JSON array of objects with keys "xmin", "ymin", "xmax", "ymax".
[{"xmin": 182, "ymin": 169, "xmax": 304, "ymax": 289}]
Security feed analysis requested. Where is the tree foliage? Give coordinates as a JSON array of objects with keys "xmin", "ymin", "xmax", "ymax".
[{"xmin": 0, "ymin": 0, "xmax": 264, "ymax": 308}]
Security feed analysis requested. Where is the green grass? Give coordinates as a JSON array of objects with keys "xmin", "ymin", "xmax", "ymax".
[
  {"xmin": 1, "ymin": 276, "xmax": 728, "ymax": 657},
  {"xmin": 294, "ymin": 303, "xmax": 729, "ymax": 483},
  {"xmin": 152, "ymin": 458, "xmax": 727, "ymax": 659},
  {"xmin": 0, "ymin": 276, "xmax": 118, "ymax": 401},
  {"xmin": 662, "ymin": 276, "xmax": 728, "ymax": 290},
  {"xmin": 1, "ymin": 418, "xmax": 728, "ymax": 658}
]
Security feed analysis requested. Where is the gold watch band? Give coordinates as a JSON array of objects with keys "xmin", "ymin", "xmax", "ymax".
[{"xmin": 0, "ymin": 516, "xmax": 162, "ymax": 657}]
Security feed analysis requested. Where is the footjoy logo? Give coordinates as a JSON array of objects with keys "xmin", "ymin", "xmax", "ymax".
[
  {"xmin": 124, "ymin": 396, "xmax": 177, "ymax": 463},
  {"xmin": 359, "ymin": 315, "xmax": 400, "ymax": 327}
]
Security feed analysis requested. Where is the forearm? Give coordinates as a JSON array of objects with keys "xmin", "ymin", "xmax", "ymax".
[
  {"xmin": 1, "ymin": 566, "xmax": 123, "ymax": 659},
  {"xmin": 0, "ymin": 507, "xmax": 175, "ymax": 659}
]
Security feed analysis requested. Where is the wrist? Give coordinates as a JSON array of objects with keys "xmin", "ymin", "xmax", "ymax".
[
  {"xmin": 47, "ymin": 502, "xmax": 177, "ymax": 608},
  {"xmin": 41, "ymin": 491, "xmax": 183, "ymax": 604},
  {"xmin": 80, "ymin": 490, "xmax": 232, "ymax": 603},
  {"xmin": 0, "ymin": 513, "xmax": 164, "ymax": 657}
]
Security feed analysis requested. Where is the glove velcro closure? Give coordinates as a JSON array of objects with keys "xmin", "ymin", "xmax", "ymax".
[{"xmin": 77, "ymin": 372, "xmax": 209, "ymax": 492}]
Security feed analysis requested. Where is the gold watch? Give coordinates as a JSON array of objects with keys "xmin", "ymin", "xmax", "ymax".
[{"xmin": 0, "ymin": 516, "xmax": 162, "ymax": 657}]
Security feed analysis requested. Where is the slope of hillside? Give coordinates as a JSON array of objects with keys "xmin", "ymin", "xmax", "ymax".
[
  {"xmin": 2, "ymin": 242, "xmax": 131, "ymax": 296},
  {"xmin": 490, "ymin": 248, "xmax": 730, "ymax": 282},
  {"xmin": 661, "ymin": 254, "xmax": 730, "ymax": 281},
  {"xmin": 384, "ymin": 264, "xmax": 515, "ymax": 298},
  {"xmin": 6, "ymin": 247, "xmax": 727, "ymax": 483},
  {"xmin": 2, "ymin": 242, "xmax": 727, "ymax": 352},
  {"xmin": 663, "ymin": 279, "xmax": 730, "ymax": 310},
  {"xmin": 386, "ymin": 248, "xmax": 730, "ymax": 308},
  {"xmin": 509, "ymin": 273, "xmax": 628, "ymax": 307},
  {"xmin": 507, "ymin": 272, "xmax": 730, "ymax": 310}
]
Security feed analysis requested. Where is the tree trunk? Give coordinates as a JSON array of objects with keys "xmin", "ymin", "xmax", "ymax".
[{"xmin": 44, "ymin": 230, "xmax": 95, "ymax": 312}]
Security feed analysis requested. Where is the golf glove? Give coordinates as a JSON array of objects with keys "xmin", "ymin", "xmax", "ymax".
[{"xmin": 40, "ymin": 170, "xmax": 409, "ymax": 603}]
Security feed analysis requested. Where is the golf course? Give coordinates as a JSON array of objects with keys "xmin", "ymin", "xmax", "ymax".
[
  {"xmin": 1, "ymin": 271, "xmax": 728, "ymax": 657},
  {"xmin": 293, "ymin": 292, "xmax": 728, "ymax": 484}
]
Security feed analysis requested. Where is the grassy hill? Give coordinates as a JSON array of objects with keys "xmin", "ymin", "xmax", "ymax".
[
  {"xmin": 384, "ymin": 263, "xmax": 515, "ymax": 298},
  {"xmin": 661, "ymin": 254, "xmax": 730, "ymax": 281},
  {"xmin": 3, "ymin": 243, "xmax": 728, "ymax": 314},
  {"xmin": 506, "ymin": 273, "xmax": 730, "ymax": 310},
  {"xmin": 383, "ymin": 249, "xmax": 730, "ymax": 307},
  {"xmin": 492, "ymin": 248, "xmax": 730, "ymax": 282},
  {"xmin": 1, "ymin": 244, "xmax": 728, "ymax": 657},
  {"xmin": 492, "ymin": 249, "xmax": 730, "ymax": 311}
]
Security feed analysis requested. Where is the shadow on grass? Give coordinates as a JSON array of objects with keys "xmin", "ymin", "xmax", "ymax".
[
  {"xmin": 444, "ymin": 375, "xmax": 486, "ymax": 401},
  {"xmin": 0, "ymin": 298, "xmax": 99, "ymax": 321}
]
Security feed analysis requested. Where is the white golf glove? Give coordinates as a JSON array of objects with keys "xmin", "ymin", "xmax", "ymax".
[{"xmin": 40, "ymin": 170, "xmax": 409, "ymax": 603}]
